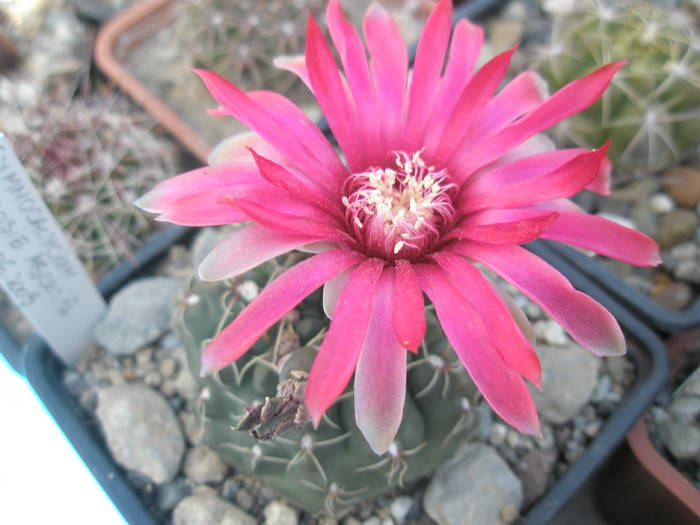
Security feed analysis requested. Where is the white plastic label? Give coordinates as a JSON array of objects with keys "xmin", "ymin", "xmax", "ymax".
[{"xmin": 0, "ymin": 134, "xmax": 107, "ymax": 364}]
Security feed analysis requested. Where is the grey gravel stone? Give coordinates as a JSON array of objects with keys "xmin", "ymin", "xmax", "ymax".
[
  {"xmin": 516, "ymin": 448, "xmax": 557, "ymax": 506},
  {"xmin": 173, "ymin": 493, "xmax": 256, "ymax": 525},
  {"xmin": 157, "ymin": 477, "xmax": 190, "ymax": 512},
  {"xmin": 264, "ymin": 500, "xmax": 298, "ymax": 525},
  {"xmin": 530, "ymin": 344, "xmax": 600, "ymax": 424},
  {"xmin": 659, "ymin": 420, "xmax": 700, "ymax": 460},
  {"xmin": 95, "ymin": 277, "xmax": 183, "ymax": 355},
  {"xmin": 424, "ymin": 443, "xmax": 522, "ymax": 525},
  {"xmin": 184, "ymin": 446, "xmax": 228, "ymax": 485},
  {"xmin": 96, "ymin": 384, "xmax": 184, "ymax": 484},
  {"xmin": 389, "ymin": 496, "xmax": 413, "ymax": 524}
]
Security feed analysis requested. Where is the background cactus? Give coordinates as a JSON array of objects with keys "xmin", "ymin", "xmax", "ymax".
[
  {"xmin": 0, "ymin": 83, "xmax": 176, "ymax": 277},
  {"xmin": 175, "ymin": 256, "xmax": 480, "ymax": 516},
  {"xmin": 532, "ymin": 0, "xmax": 700, "ymax": 175}
]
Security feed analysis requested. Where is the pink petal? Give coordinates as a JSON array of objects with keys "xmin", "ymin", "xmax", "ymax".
[
  {"xmin": 392, "ymin": 260, "xmax": 425, "ymax": 353},
  {"xmin": 541, "ymin": 211, "xmax": 661, "ymax": 267},
  {"xmin": 248, "ymin": 148, "xmax": 341, "ymax": 217},
  {"xmin": 230, "ymin": 198, "xmax": 354, "ymax": 246},
  {"xmin": 416, "ymin": 263, "xmax": 540, "ymax": 435},
  {"xmin": 198, "ymin": 223, "xmax": 319, "ymax": 281},
  {"xmin": 134, "ymin": 163, "xmax": 263, "ymax": 213},
  {"xmin": 428, "ymin": 46, "xmax": 518, "ymax": 160},
  {"xmin": 208, "ymin": 132, "xmax": 283, "ymax": 166},
  {"xmin": 431, "ymin": 252, "xmax": 541, "ymax": 388},
  {"xmin": 451, "ymin": 61, "xmax": 625, "ymax": 178},
  {"xmin": 201, "ymin": 249, "xmax": 364, "ymax": 375},
  {"xmin": 450, "ymin": 241, "xmax": 626, "ymax": 357},
  {"xmin": 362, "ymin": 2, "xmax": 407, "ymax": 150},
  {"xmin": 194, "ymin": 69, "xmax": 340, "ymax": 182},
  {"xmin": 422, "ymin": 19, "xmax": 483, "ymax": 155},
  {"xmin": 305, "ymin": 16, "xmax": 363, "ymax": 170},
  {"xmin": 306, "ymin": 258, "xmax": 386, "ymax": 426},
  {"xmin": 460, "ymin": 145, "xmax": 609, "ymax": 213},
  {"xmin": 404, "ymin": 0, "xmax": 452, "ymax": 151},
  {"xmin": 587, "ymin": 157, "xmax": 611, "ymax": 195},
  {"xmin": 273, "ymin": 54, "xmax": 312, "ymax": 91},
  {"xmin": 354, "ymin": 269, "xmax": 407, "ymax": 453},
  {"xmin": 154, "ymin": 189, "xmax": 249, "ymax": 226},
  {"xmin": 327, "ymin": 0, "xmax": 382, "ymax": 165},
  {"xmin": 322, "ymin": 268, "xmax": 350, "ymax": 318},
  {"xmin": 449, "ymin": 211, "xmax": 559, "ymax": 244}
]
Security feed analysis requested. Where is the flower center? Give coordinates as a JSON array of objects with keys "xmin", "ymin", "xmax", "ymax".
[{"xmin": 342, "ymin": 151, "xmax": 456, "ymax": 260}]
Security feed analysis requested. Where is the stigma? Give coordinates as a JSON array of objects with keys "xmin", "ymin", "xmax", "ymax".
[{"xmin": 342, "ymin": 151, "xmax": 456, "ymax": 260}]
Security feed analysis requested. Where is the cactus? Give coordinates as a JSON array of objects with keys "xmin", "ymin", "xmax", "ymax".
[
  {"xmin": 1, "ymin": 84, "xmax": 176, "ymax": 276},
  {"xmin": 533, "ymin": 0, "xmax": 700, "ymax": 174},
  {"xmin": 174, "ymin": 257, "xmax": 479, "ymax": 516}
]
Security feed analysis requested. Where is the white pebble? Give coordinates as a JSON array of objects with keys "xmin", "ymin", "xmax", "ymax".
[
  {"xmin": 533, "ymin": 319, "xmax": 567, "ymax": 346},
  {"xmin": 649, "ymin": 193, "xmax": 674, "ymax": 214},
  {"xmin": 236, "ymin": 280, "xmax": 259, "ymax": 301},
  {"xmin": 390, "ymin": 496, "xmax": 413, "ymax": 524}
]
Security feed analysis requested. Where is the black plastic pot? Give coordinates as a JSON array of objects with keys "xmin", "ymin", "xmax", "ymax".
[
  {"xmin": 0, "ymin": 230, "xmax": 666, "ymax": 525},
  {"xmin": 548, "ymin": 242, "xmax": 700, "ymax": 334}
]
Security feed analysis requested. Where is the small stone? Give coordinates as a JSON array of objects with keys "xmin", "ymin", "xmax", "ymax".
[
  {"xmin": 677, "ymin": 367, "xmax": 700, "ymax": 397},
  {"xmin": 179, "ymin": 411, "xmax": 204, "ymax": 446},
  {"xmin": 658, "ymin": 421, "xmax": 700, "ymax": 460},
  {"xmin": 662, "ymin": 166, "xmax": 700, "ymax": 208},
  {"xmin": 221, "ymin": 476, "xmax": 240, "ymax": 501},
  {"xmin": 506, "ymin": 430, "xmax": 520, "ymax": 449},
  {"xmin": 500, "ymin": 504, "xmax": 519, "ymax": 524},
  {"xmin": 424, "ymin": 443, "xmax": 522, "ymax": 525},
  {"xmin": 658, "ymin": 210, "xmax": 699, "ymax": 249},
  {"xmin": 235, "ymin": 488, "xmax": 255, "ymax": 511},
  {"xmin": 157, "ymin": 478, "xmax": 190, "ymax": 512},
  {"xmin": 96, "ymin": 384, "xmax": 184, "ymax": 484},
  {"xmin": 159, "ymin": 357, "xmax": 178, "ymax": 379},
  {"xmin": 95, "ymin": 277, "xmax": 184, "ymax": 355},
  {"xmin": 184, "ymin": 446, "xmax": 228, "ymax": 485},
  {"xmin": 264, "ymin": 500, "xmax": 298, "ymax": 525},
  {"xmin": 649, "ymin": 193, "xmax": 675, "ymax": 214},
  {"xmin": 489, "ymin": 422, "xmax": 508, "ymax": 446},
  {"xmin": 584, "ymin": 420, "xmax": 602, "ymax": 438},
  {"xmin": 533, "ymin": 319, "xmax": 567, "ymax": 346},
  {"xmin": 530, "ymin": 344, "xmax": 600, "ymax": 424},
  {"xmin": 390, "ymin": 496, "xmax": 413, "ymax": 524},
  {"xmin": 516, "ymin": 448, "xmax": 557, "ymax": 506},
  {"xmin": 361, "ymin": 518, "xmax": 380, "ymax": 525},
  {"xmin": 651, "ymin": 280, "xmax": 693, "ymax": 310},
  {"xmin": 173, "ymin": 493, "xmax": 256, "ymax": 525},
  {"xmin": 675, "ymin": 260, "xmax": 700, "ymax": 285},
  {"xmin": 237, "ymin": 280, "xmax": 260, "ymax": 301},
  {"xmin": 144, "ymin": 370, "xmax": 162, "ymax": 387}
]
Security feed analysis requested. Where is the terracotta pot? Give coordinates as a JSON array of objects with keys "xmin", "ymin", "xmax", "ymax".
[{"xmin": 596, "ymin": 329, "xmax": 700, "ymax": 525}]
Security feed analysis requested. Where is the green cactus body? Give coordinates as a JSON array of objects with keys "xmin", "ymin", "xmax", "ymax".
[
  {"xmin": 535, "ymin": 0, "xmax": 700, "ymax": 174},
  {"xmin": 174, "ymin": 259, "xmax": 479, "ymax": 515}
]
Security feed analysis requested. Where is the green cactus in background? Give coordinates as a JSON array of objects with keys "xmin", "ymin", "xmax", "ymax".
[
  {"xmin": 533, "ymin": 0, "xmax": 700, "ymax": 175},
  {"xmin": 1, "ymin": 84, "xmax": 176, "ymax": 277},
  {"xmin": 174, "ymin": 257, "xmax": 479, "ymax": 516}
]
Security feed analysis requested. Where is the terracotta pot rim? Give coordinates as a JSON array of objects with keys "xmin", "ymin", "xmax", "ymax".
[{"xmin": 94, "ymin": 0, "xmax": 211, "ymax": 164}]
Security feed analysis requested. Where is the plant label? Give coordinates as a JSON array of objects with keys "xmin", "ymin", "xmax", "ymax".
[{"xmin": 0, "ymin": 134, "xmax": 107, "ymax": 364}]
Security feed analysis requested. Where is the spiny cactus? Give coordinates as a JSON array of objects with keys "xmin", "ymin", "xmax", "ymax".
[
  {"xmin": 0, "ymin": 83, "xmax": 176, "ymax": 276},
  {"xmin": 174, "ymin": 0, "xmax": 325, "ymax": 103},
  {"xmin": 175, "ymin": 257, "xmax": 479, "ymax": 516},
  {"xmin": 532, "ymin": 0, "xmax": 700, "ymax": 175}
]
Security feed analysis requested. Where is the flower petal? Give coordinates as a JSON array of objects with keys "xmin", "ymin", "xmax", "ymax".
[
  {"xmin": 230, "ymin": 198, "xmax": 354, "ymax": 245},
  {"xmin": 208, "ymin": 131, "xmax": 284, "ymax": 166},
  {"xmin": 404, "ymin": 0, "xmax": 452, "ymax": 151},
  {"xmin": 541, "ymin": 211, "xmax": 661, "ymax": 267},
  {"xmin": 327, "ymin": 0, "xmax": 382, "ymax": 165},
  {"xmin": 451, "ymin": 61, "xmax": 625, "ymax": 178},
  {"xmin": 355, "ymin": 269, "xmax": 407, "ymax": 454},
  {"xmin": 392, "ymin": 260, "xmax": 425, "ymax": 353},
  {"xmin": 322, "ymin": 268, "xmax": 351, "ymax": 318},
  {"xmin": 362, "ymin": 2, "xmax": 407, "ymax": 150},
  {"xmin": 306, "ymin": 258, "xmax": 386, "ymax": 426},
  {"xmin": 431, "ymin": 252, "xmax": 541, "ymax": 388},
  {"xmin": 134, "ymin": 163, "xmax": 263, "ymax": 213},
  {"xmin": 415, "ymin": 263, "xmax": 540, "ymax": 435},
  {"xmin": 273, "ymin": 54, "xmax": 312, "ymax": 91},
  {"xmin": 460, "ymin": 145, "xmax": 609, "ymax": 213},
  {"xmin": 451, "ymin": 241, "xmax": 626, "ymax": 357},
  {"xmin": 198, "ymin": 223, "xmax": 319, "ymax": 282},
  {"xmin": 306, "ymin": 16, "xmax": 363, "ymax": 170},
  {"xmin": 449, "ymin": 211, "xmax": 559, "ymax": 244},
  {"xmin": 201, "ymin": 249, "xmax": 364, "ymax": 375}
]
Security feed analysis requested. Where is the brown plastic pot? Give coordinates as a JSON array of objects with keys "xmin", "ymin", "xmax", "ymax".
[
  {"xmin": 95, "ymin": 0, "xmax": 211, "ymax": 163},
  {"xmin": 596, "ymin": 329, "xmax": 700, "ymax": 525}
]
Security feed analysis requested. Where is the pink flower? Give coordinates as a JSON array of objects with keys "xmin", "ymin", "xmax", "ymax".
[{"xmin": 137, "ymin": 0, "xmax": 660, "ymax": 453}]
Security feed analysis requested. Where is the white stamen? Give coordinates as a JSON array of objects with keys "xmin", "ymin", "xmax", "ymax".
[{"xmin": 393, "ymin": 241, "xmax": 405, "ymax": 254}]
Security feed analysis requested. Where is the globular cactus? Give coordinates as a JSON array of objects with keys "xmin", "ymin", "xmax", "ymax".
[
  {"xmin": 175, "ymin": 257, "xmax": 479, "ymax": 516},
  {"xmin": 175, "ymin": 0, "xmax": 324, "ymax": 100},
  {"xmin": 1, "ymin": 84, "xmax": 176, "ymax": 276},
  {"xmin": 533, "ymin": 0, "xmax": 700, "ymax": 175}
]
